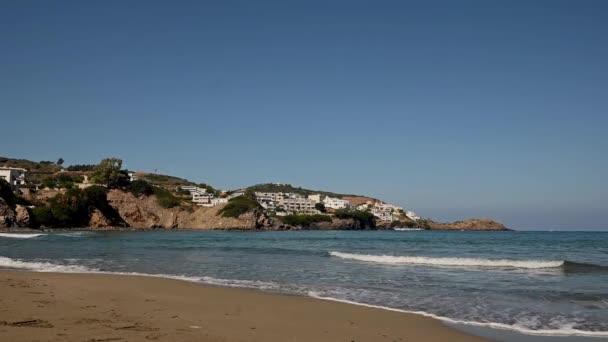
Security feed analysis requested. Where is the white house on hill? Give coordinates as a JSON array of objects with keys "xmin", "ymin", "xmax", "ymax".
[
  {"xmin": 0, "ymin": 167, "xmax": 27, "ymax": 187},
  {"xmin": 323, "ymin": 196, "xmax": 350, "ymax": 209}
]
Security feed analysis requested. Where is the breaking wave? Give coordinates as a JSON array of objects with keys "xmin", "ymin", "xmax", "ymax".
[
  {"xmin": 308, "ymin": 292, "xmax": 608, "ymax": 337},
  {"xmin": 329, "ymin": 251, "xmax": 564, "ymax": 269},
  {"xmin": 0, "ymin": 255, "xmax": 281, "ymax": 291},
  {"xmin": 2, "ymin": 255, "xmax": 607, "ymax": 337},
  {"xmin": 0, "ymin": 233, "xmax": 46, "ymax": 239}
]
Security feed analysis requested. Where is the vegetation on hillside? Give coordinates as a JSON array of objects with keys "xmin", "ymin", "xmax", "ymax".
[
  {"xmin": 219, "ymin": 194, "xmax": 261, "ymax": 218},
  {"xmin": 29, "ymin": 186, "xmax": 120, "ymax": 228},
  {"xmin": 41, "ymin": 174, "xmax": 84, "ymax": 189},
  {"xmin": 0, "ymin": 156, "xmax": 63, "ymax": 183},
  {"xmin": 66, "ymin": 164, "xmax": 96, "ymax": 171},
  {"xmin": 0, "ymin": 179, "xmax": 16, "ymax": 207},
  {"xmin": 152, "ymin": 187, "xmax": 181, "ymax": 208},
  {"xmin": 334, "ymin": 209, "xmax": 376, "ymax": 228},
  {"xmin": 129, "ymin": 179, "xmax": 155, "ymax": 197},
  {"xmin": 91, "ymin": 158, "xmax": 129, "ymax": 189},
  {"xmin": 138, "ymin": 173, "xmax": 195, "ymax": 187},
  {"xmin": 281, "ymin": 214, "xmax": 332, "ymax": 226}
]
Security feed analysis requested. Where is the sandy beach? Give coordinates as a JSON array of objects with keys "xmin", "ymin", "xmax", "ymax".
[{"xmin": 0, "ymin": 270, "xmax": 487, "ymax": 342}]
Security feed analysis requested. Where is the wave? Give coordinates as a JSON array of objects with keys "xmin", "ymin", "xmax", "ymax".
[
  {"xmin": 54, "ymin": 232, "xmax": 96, "ymax": 238},
  {"xmin": 0, "ymin": 256, "xmax": 282, "ymax": 291},
  {"xmin": 562, "ymin": 260, "xmax": 608, "ymax": 274},
  {"xmin": 329, "ymin": 251, "xmax": 565, "ymax": 269},
  {"xmin": 2, "ymin": 255, "xmax": 606, "ymax": 337},
  {"xmin": 0, "ymin": 233, "xmax": 46, "ymax": 239},
  {"xmin": 0, "ymin": 256, "xmax": 93, "ymax": 272},
  {"xmin": 307, "ymin": 292, "xmax": 608, "ymax": 337}
]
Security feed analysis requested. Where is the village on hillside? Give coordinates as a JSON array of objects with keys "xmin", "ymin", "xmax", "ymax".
[{"xmin": 1, "ymin": 162, "xmax": 421, "ymax": 224}]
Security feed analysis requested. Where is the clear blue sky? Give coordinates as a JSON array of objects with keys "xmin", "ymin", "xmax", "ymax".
[{"xmin": 1, "ymin": 1, "xmax": 607, "ymax": 230}]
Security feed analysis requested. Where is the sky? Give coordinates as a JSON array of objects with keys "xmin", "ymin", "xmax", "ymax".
[{"xmin": 1, "ymin": 0, "xmax": 607, "ymax": 230}]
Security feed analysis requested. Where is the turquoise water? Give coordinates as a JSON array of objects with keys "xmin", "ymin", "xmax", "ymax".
[{"xmin": 1, "ymin": 230, "xmax": 607, "ymax": 339}]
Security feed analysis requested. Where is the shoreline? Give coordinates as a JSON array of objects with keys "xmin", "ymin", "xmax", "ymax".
[{"xmin": 0, "ymin": 270, "xmax": 488, "ymax": 342}]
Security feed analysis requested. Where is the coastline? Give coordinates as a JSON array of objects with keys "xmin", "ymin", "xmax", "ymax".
[{"xmin": 0, "ymin": 270, "xmax": 487, "ymax": 342}]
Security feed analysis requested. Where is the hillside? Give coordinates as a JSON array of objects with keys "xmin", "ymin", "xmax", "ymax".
[
  {"xmin": 0, "ymin": 157, "xmax": 509, "ymax": 231},
  {"xmin": 0, "ymin": 156, "xmax": 63, "ymax": 183}
]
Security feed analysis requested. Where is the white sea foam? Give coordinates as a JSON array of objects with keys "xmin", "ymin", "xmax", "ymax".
[
  {"xmin": 0, "ymin": 233, "xmax": 46, "ymax": 239},
  {"xmin": 55, "ymin": 232, "xmax": 94, "ymax": 238},
  {"xmin": 329, "ymin": 251, "xmax": 564, "ymax": 269},
  {"xmin": 0, "ymin": 256, "xmax": 281, "ymax": 291},
  {"xmin": 0, "ymin": 256, "xmax": 93, "ymax": 272},
  {"xmin": 1, "ymin": 255, "xmax": 605, "ymax": 337},
  {"xmin": 307, "ymin": 292, "xmax": 608, "ymax": 337}
]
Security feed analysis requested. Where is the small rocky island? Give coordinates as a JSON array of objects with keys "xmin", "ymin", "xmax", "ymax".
[{"xmin": 0, "ymin": 157, "xmax": 509, "ymax": 231}]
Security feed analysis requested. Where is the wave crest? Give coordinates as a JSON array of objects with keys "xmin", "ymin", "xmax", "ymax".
[
  {"xmin": 329, "ymin": 251, "xmax": 564, "ymax": 269},
  {"xmin": 0, "ymin": 233, "xmax": 46, "ymax": 239}
]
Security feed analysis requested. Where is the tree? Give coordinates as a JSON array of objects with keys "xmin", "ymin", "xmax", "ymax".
[
  {"xmin": 315, "ymin": 202, "xmax": 326, "ymax": 213},
  {"xmin": 92, "ymin": 158, "xmax": 129, "ymax": 189},
  {"xmin": 57, "ymin": 158, "xmax": 64, "ymax": 166},
  {"xmin": 0, "ymin": 179, "xmax": 16, "ymax": 207}
]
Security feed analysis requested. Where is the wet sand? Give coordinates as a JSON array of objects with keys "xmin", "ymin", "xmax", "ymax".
[{"xmin": 0, "ymin": 270, "xmax": 488, "ymax": 342}]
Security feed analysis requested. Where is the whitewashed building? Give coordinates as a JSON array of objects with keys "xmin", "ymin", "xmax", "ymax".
[
  {"xmin": 406, "ymin": 210, "xmax": 421, "ymax": 221},
  {"xmin": 323, "ymin": 196, "xmax": 350, "ymax": 209},
  {"xmin": 256, "ymin": 192, "xmax": 319, "ymax": 214},
  {"xmin": 180, "ymin": 186, "xmax": 214, "ymax": 206},
  {"xmin": 308, "ymin": 194, "xmax": 322, "ymax": 203},
  {"xmin": 0, "ymin": 167, "xmax": 27, "ymax": 187},
  {"xmin": 371, "ymin": 206, "xmax": 394, "ymax": 221}
]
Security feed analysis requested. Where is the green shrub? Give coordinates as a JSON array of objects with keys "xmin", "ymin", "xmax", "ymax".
[
  {"xmin": 153, "ymin": 187, "xmax": 181, "ymax": 208},
  {"xmin": 30, "ymin": 186, "xmax": 116, "ymax": 228},
  {"xmin": 41, "ymin": 174, "xmax": 84, "ymax": 189},
  {"xmin": 30, "ymin": 206, "xmax": 54, "ymax": 227},
  {"xmin": 130, "ymin": 180, "xmax": 154, "ymax": 197},
  {"xmin": 281, "ymin": 214, "xmax": 332, "ymax": 226},
  {"xmin": 66, "ymin": 164, "xmax": 96, "ymax": 171},
  {"xmin": 218, "ymin": 195, "xmax": 260, "ymax": 218},
  {"xmin": 0, "ymin": 179, "xmax": 16, "ymax": 207},
  {"xmin": 176, "ymin": 187, "xmax": 191, "ymax": 196},
  {"xmin": 335, "ymin": 209, "xmax": 375, "ymax": 227},
  {"xmin": 390, "ymin": 220, "xmax": 416, "ymax": 228}
]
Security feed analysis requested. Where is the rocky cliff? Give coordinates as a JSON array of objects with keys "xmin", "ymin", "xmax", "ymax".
[
  {"xmin": 105, "ymin": 190, "xmax": 266, "ymax": 230},
  {"xmin": 2, "ymin": 189, "xmax": 509, "ymax": 231},
  {"xmin": 0, "ymin": 198, "xmax": 30, "ymax": 229}
]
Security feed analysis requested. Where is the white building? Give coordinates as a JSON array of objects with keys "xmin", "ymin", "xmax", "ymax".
[
  {"xmin": 323, "ymin": 196, "xmax": 350, "ymax": 209},
  {"xmin": 256, "ymin": 192, "xmax": 319, "ymax": 214},
  {"xmin": 406, "ymin": 210, "xmax": 421, "ymax": 221},
  {"xmin": 371, "ymin": 206, "xmax": 394, "ymax": 221},
  {"xmin": 181, "ymin": 186, "xmax": 213, "ymax": 205},
  {"xmin": 308, "ymin": 194, "xmax": 322, "ymax": 203},
  {"xmin": 128, "ymin": 172, "xmax": 139, "ymax": 182},
  {"xmin": 0, "ymin": 167, "xmax": 27, "ymax": 187}
]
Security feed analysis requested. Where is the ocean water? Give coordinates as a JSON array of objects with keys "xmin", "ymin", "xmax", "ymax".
[{"xmin": 1, "ymin": 230, "xmax": 607, "ymax": 340}]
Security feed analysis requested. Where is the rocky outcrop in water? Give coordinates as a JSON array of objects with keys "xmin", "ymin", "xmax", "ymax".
[{"xmin": 427, "ymin": 218, "xmax": 509, "ymax": 231}]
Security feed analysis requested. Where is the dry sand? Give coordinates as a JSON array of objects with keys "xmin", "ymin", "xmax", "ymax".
[{"xmin": 0, "ymin": 270, "xmax": 488, "ymax": 342}]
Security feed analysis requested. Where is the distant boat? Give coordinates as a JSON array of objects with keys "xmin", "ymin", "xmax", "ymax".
[{"xmin": 393, "ymin": 228, "xmax": 424, "ymax": 231}]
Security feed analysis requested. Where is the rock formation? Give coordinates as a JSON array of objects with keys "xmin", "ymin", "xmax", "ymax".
[
  {"xmin": 14, "ymin": 205, "xmax": 30, "ymax": 227},
  {"xmin": 0, "ymin": 197, "xmax": 16, "ymax": 228}
]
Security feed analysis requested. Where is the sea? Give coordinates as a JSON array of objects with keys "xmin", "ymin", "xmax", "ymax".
[{"xmin": 1, "ymin": 230, "xmax": 607, "ymax": 341}]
